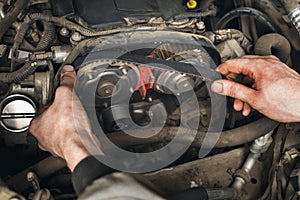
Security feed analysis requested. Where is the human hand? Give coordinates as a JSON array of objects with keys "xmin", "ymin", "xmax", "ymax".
[
  {"xmin": 29, "ymin": 65, "xmax": 91, "ymax": 171},
  {"xmin": 211, "ymin": 55, "xmax": 300, "ymax": 123}
]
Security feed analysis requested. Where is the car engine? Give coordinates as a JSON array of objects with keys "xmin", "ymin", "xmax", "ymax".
[{"xmin": 0, "ymin": 0, "xmax": 300, "ymax": 199}]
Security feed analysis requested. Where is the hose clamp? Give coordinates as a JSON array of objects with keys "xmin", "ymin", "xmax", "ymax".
[{"xmin": 288, "ymin": 7, "xmax": 300, "ymax": 34}]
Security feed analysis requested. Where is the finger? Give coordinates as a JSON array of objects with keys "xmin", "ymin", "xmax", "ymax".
[
  {"xmin": 241, "ymin": 76, "xmax": 254, "ymax": 87},
  {"xmin": 60, "ymin": 65, "xmax": 76, "ymax": 89},
  {"xmin": 211, "ymin": 80, "xmax": 257, "ymax": 104},
  {"xmin": 241, "ymin": 55, "xmax": 280, "ymax": 61},
  {"xmin": 242, "ymin": 103, "xmax": 252, "ymax": 116},
  {"xmin": 216, "ymin": 55, "xmax": 282, "ymax": 77},
  {"xmin": 226, "ymin": 72, "xmax": 238, "ymax": 80},
  {"xmin": 216, "ymin": 58, "xmax": 257, "ymax": 78},
  {"xmin": 216, "ymin": 55, "xmax": 281, "ymax": 77},
  {"xmin": 38, "ymin": 143, "xmax": 47, "ymax": 152},
  {"xmin": 234, "ymin": 99, "xmax": 244, "ymax": 111}
]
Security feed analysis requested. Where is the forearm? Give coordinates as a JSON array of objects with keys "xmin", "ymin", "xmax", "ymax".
[
  {"xmin": 71, "ymin": 156, "xmax": 165, "ymax": 199},
  {"xmin": 259, "ymin": 78, "xmax": 300, "ymax": 122},
  {"xmin": 71, "ymin": 156, "xmax": 114, "ymax": 194}
]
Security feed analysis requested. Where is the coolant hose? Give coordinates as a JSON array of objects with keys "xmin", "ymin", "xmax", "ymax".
[
  {"xmin": 215, "ymin": 7, "xmax": 278, "ymax": 33},
  {"xmin": 107, "ymin": 117, "xmax": 279, "ymax": 148},
  {"xmin": 0, "ymin": 0, "xmax": 29, "ymax": 42},
  {"xmin": 254, "ymin": 33, "xmax": 291, "ymax": 63}
]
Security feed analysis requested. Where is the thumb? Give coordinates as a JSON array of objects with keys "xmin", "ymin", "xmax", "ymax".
[
  {"xmin": 211, "ymin": 80, "xmax": 257, "ymax": 104},
  {"xmin": 60, "ymin": 65, "xmax": 76, "ymax": 89}
]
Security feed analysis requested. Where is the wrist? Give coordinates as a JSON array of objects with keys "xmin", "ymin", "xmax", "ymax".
[{"xmin": 62, "ymin": 140, "xmax": 90, "ymax": 172}]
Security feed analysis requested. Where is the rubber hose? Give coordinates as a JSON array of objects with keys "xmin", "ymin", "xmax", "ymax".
[
  {"xmin": 50, "ymin": 15, "xmax": 165, "ymax": 37},
  {"xmin": 0, "ymin": 62, "xmax": 35, "ymax": 83},
  {"xmin": 280, "ymin": 0, "xmax": 299, "ymax": 12},
  {"xmin": 15, "ymin": 13, "xmax": 165, "ymax": 38},
  {"xmin": 107, "ymin": 117, "xmax": 279, "ymax": 148},
  {"xmin": 35, "ymin": 8, "xmax": 55, "ymax": 51},
  {"xmin": 171, "ymin": 188, "xmax": 235, "ymax": 200},
  {"xmin": 11, "ymin": 13, "xmax": 52, "ymax": 58},
  {"xmin": 215, "ymin": 7, "xmax": 278, "ymax": 33},
  {"xmin": 10, "ymin": 15, "xmax": 36, "ymax": 60},
  {"xmin": 171, "ymin": 188, "xmax": 208, "ymax": 200},
  {"xmin": 11, "ymin": 13, "xmax": 164, "ymax": 57},
  {"xmin": 0, "ymin": 0, "xmax": 29, "ymax": 42},
  {"xmin": 254, "ymin": 33, "xmax": 291, "ymax": 63},
  {"xmin": 3, "ymin": 10, "xmax": 55, "ymax": 83}
]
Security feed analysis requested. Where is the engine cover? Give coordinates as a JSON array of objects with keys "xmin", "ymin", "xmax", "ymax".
[{"xmin": 51, "ymin": 0, "xmax": 185, "ymax": 28}]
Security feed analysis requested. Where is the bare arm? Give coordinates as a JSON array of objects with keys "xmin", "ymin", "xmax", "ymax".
[{"xmin": 29, "ymin": 65, "xmax": 90, "ymax": 171}]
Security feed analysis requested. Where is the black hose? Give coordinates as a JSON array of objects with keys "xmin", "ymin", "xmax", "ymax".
[
  {"xmin": 0, "ymin": 62, "xmax": 35, "ymax": 83},
  {"xmin": 35, "ymin": 7, "xmax": 55, "ymax": 51},
  {"xmin": 280, "ymin": 0, "xmax": 299, "ymax": 12},
  {"xmin": 10, "ymin": 13, "xmax": 53, "ymax": 60},
  {"xmin": 6, "ymin": 157, "xmax": 66, "ymax": 192},
  {"xmin": 171, "ymin": 188, "xmax": 208, "ymax": 200},
  {"xmin": 254, "ymin": 33, "xmax": 291, "ymax": 63},
  {"xmin": 171, "ymin": 188, "xmax": 235, "ymax": 200},
  {"xmin": 0, "ymin": 0, "xmax": 29, "ymax": 42},
  {"xmin": 3, "ymin": 8, "xmax": 55, "ymax": 84},
  {"xmin": 215, "ymin": 7, "xmax": 278, "ymax": 33},
  {"xmin": 13, "ymin": 13, "xmax": 164, "ymax": 38},
  {"xmin": 107, "ymin": 117, "xmax": 279, "ymax": 148}
]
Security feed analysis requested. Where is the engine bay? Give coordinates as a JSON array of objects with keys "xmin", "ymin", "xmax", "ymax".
[{"xmin": 0, "ymin": 0, "xmax": 300, "ymax": 199}]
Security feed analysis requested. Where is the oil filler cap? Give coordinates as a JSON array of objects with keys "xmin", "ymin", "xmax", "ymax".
[{"xmin": 0, "ymin": 94, "xmax": 36, "ymax": 133}]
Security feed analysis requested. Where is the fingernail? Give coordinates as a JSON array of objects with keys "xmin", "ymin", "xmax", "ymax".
[
  {"xmin": 211, "ymin": 81, "xmax": 223, "ymax": 93},
  {"xmin": 63, "ymin": 65, "xmax": 74, "ymax": 72}
]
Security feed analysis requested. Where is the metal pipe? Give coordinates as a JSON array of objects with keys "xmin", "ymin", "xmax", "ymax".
[
  {"xmin": 232, "ymin": 131, "xmax": 273, "ymax": 191},
  {"xmin": 288, "ymin": 7, "xmax": 300, "ymax": 36},
  {"xmin": 0, "ymin": 2, "xmax": 5, "ymax": 20}
]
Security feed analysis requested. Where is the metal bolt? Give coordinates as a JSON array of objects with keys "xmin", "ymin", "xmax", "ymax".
[
  {"xmin": 122, "ymin": 68, "xmax": 128, "ymax": 75},
  {"xmin": 190, "ymin": 181, "xmax": 199, "ymax": 188},
  {"xmin": 27, "ymin": 171, "xmax": 40, "ymax": 192},
  {"xmin": 71, "ymin": 32, "xmax": 82, "ymax": 42},
  {"xmin": 31, "ymin": 31, "xmax": 40, "ymax": 43},
  {"xmin": 196, "ymin": 21, "xmax": 206, "ymax": 31},
  {"xmin": 88, "ymin": 73, "xmax": 93, "ymax": 80},
  {"xmin": 105, "ymin": 88, "xmax": 112, "ymax": 94},
  {"xmin": 60, "ymin": 27, "xmax": 69, "ymax": 37}
]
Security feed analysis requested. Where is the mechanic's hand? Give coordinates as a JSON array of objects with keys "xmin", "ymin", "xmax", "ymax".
[
  {"xmin": 29, "ymin": 65, "xmax": 91, "ymax": 171},
  {"xmin": 211, "ymin": 55, "xmax": 300, "ymax": 123}
]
